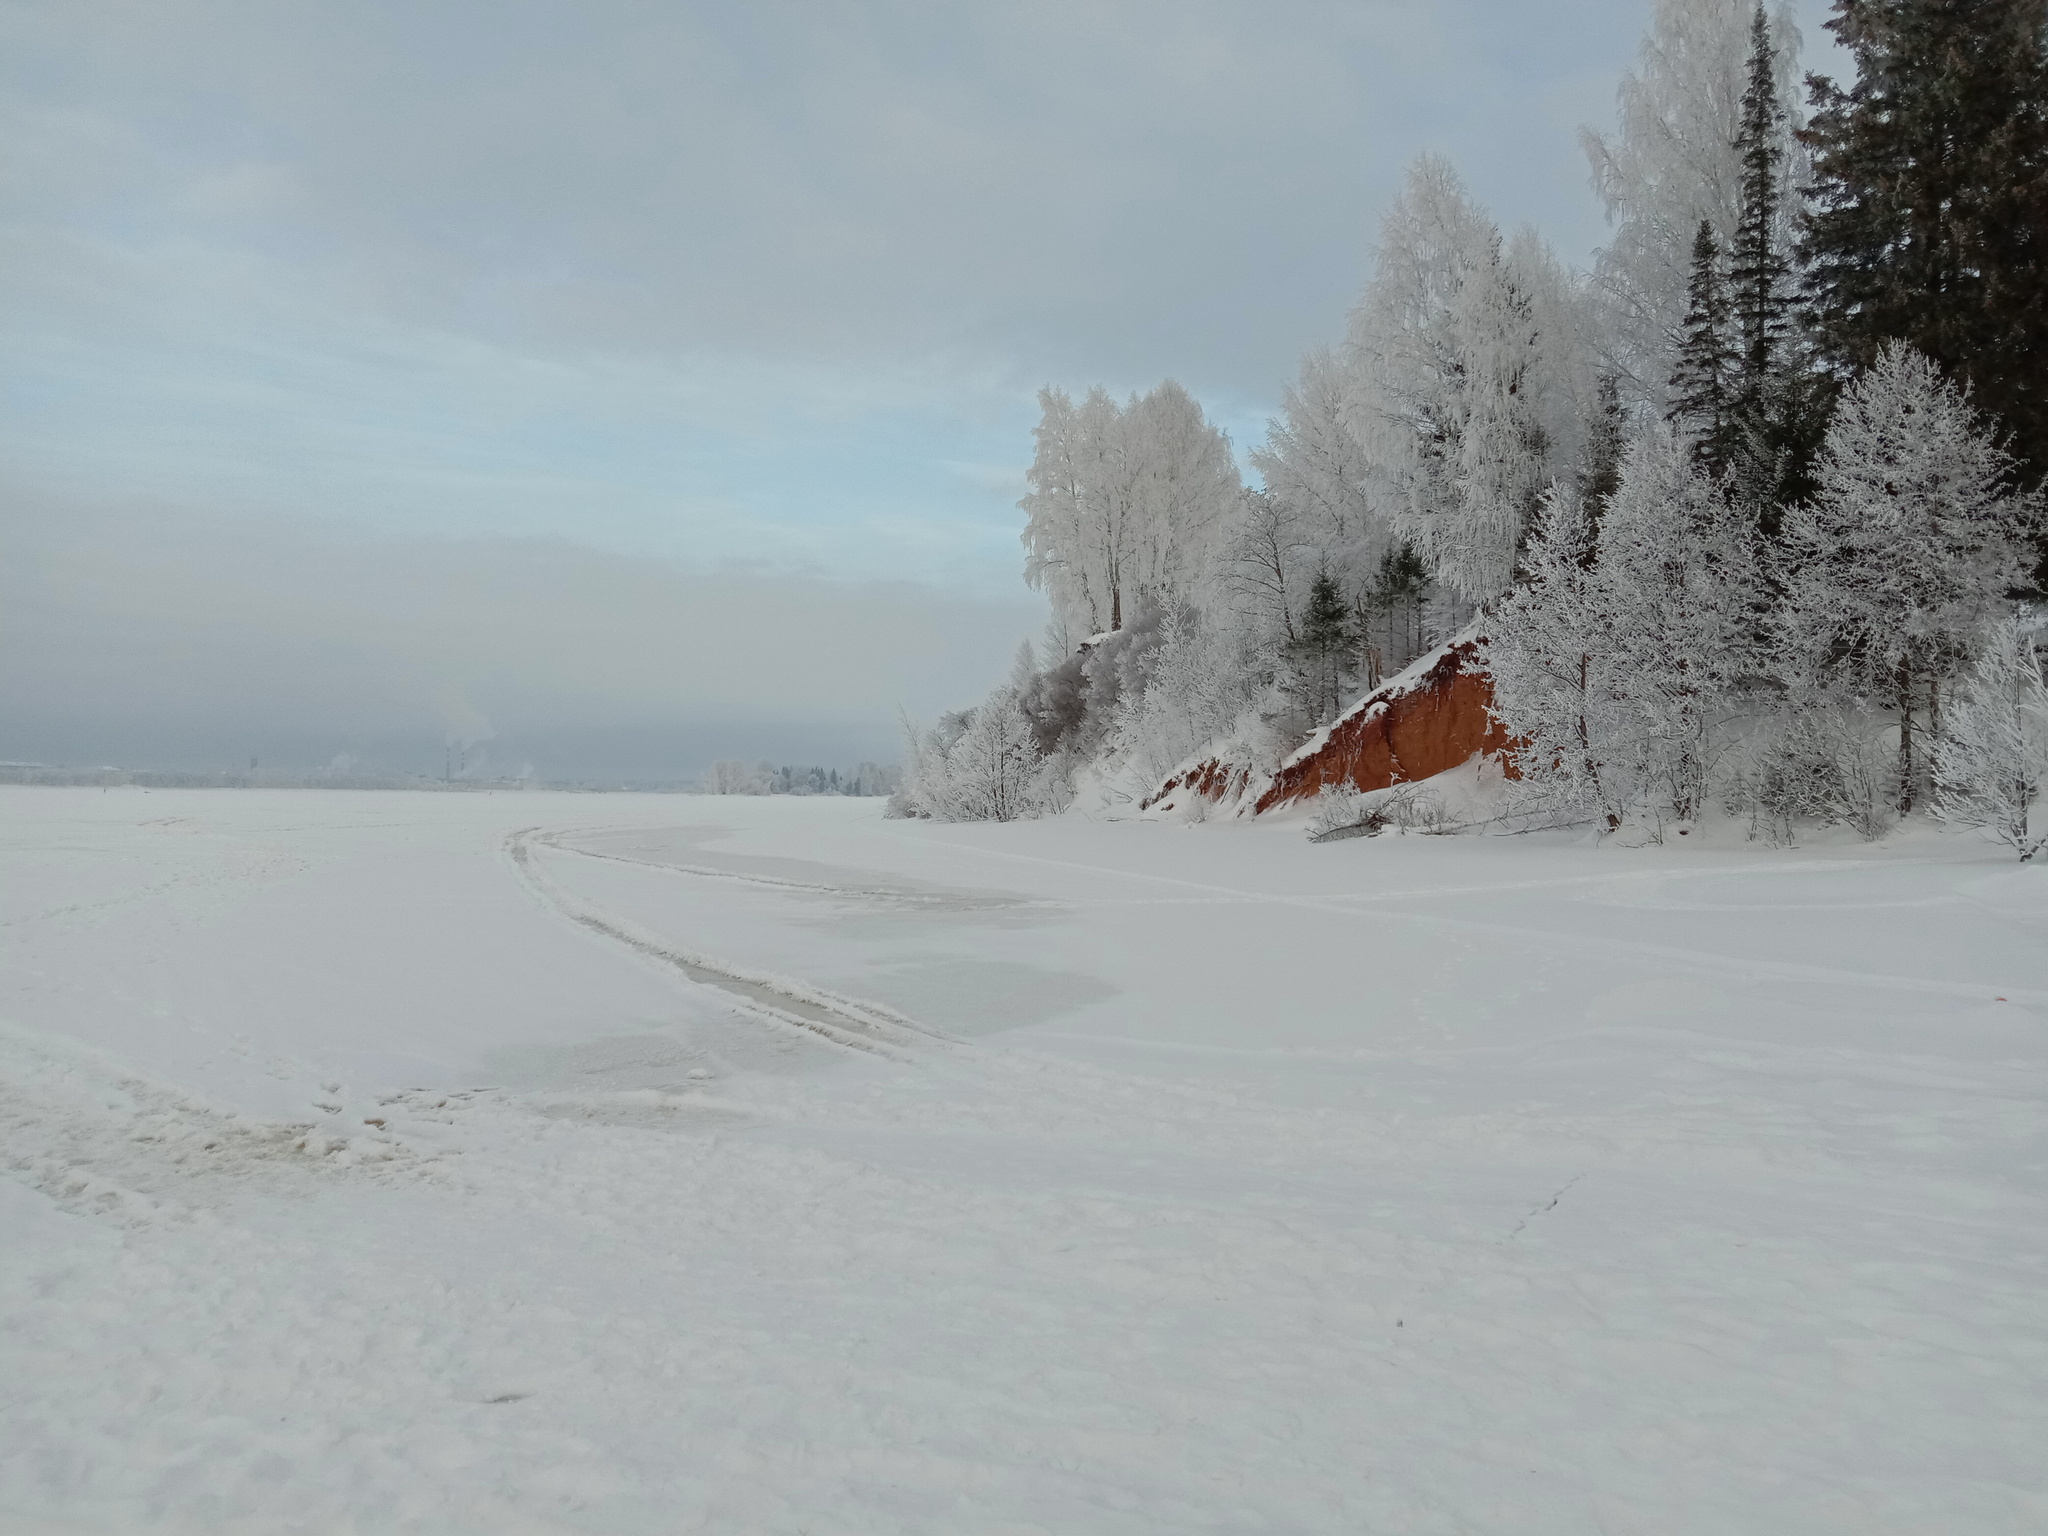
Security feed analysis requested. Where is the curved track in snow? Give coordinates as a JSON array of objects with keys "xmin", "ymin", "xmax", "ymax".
[{"xmin": 505, "ymin": 825, "xmax": 956, "ymax": 1061}]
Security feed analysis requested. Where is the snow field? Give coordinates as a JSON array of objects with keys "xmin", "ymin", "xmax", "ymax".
[{"xmin": 3, "ymin": 787, "xmax": 2045, "ymax": 1533}]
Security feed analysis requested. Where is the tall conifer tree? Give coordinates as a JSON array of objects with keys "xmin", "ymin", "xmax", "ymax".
[
  {"xmin": 1721, "ymin": 3, "xmax": 1819, "ymax": 531},
  {"xmin": 1669, "ymin": 220, "xmax": 1738, "ymax": 476},
  {"xmin": 1800, "ymin": 0, "xmax": 2048, "ymax": 498},
  {"xmin": 1730, "ymin": 6, "xmax": 1794, "ymax": 402}
]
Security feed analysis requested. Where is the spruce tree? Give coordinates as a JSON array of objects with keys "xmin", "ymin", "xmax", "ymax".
[
  {"xmin": 1668, "ymin": 220, "xmax": 1737, "ymax": 477},
  {"xmin": 1364, "ymin": 542, "xmax": 1433, "ymax": 672},
  {"xmin": 1800, "ymin": 0, "xmax": 2048, "ymax": 500},
  {"xmin": 1722, "ymin": 3, "xmax": 1819, "ymax": 534},
  {"xmin": 1288, "ymin": 571, "xmax": 1362, "ymax": 724},
  {"xmin": 1730, "ymin": 6, "xmax": 1794, "ymax": 404},
  {"xmin": 1579, "ymin": 373, "xmax": 1629, "ymax": 545}
]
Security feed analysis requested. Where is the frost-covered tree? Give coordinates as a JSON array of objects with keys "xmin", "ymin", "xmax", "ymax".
[
  {"xmin": 1345, "ymin": 157, "xmax": 1497, "ymax": 590},
  {"xmin": 1493, "ymin": 428, "xmax": 1764, "ymax": 827},
  {"xmin": 1445, "ymin": 234, "xmax": 1552, "ymax": 597},
  {"xmin": 846, "ymin": 761, "xmax": 903, "ymax": 797},
  {"xmin": 1244, "ymin": 347, "xmax": 1383, "ymax": 637},
  {"xmin": 897, "ymin": 686, "xmax": 1064, "ymax": 823},
  {"xmin": 1021, "ymin": 382, "xmax": 1239, "ymax": 638},
  {"xmin": 1346, "ymin": 157, "xmax": 1592, "ymax": 602},
  {"xmin": 1488, "ymin": 483, "xmax": 1630, "ymax": 828},
  {"xmin": 1246, "ymin": 342, "xmax": 1447, "ymax": 677},
  {"xmin": 1582, "ymin": 0, "xmax": 1804, "ymax": 415},
  {"xmin": 1777, "ymin": 346, "xmax": 2043, "ymax": 809},
  {"xmin": 1218, "ymin": 488, "xmax": 1311, "ymax": 646},
  {"xmin": 1020, "ymin": 386, "xmax": 1128, "ymax": 639},
  {"xmin": 1598, "ymin": 428, "xmax": 1765, "ymax": 822},
  {"xmin": 1931, "ymin": 607, "xmax": 2048, "ymax": 859},
  {"xmin": 705, "ymin": 759, "xmax": 760, "ymax": 795},
  {"xmin": 1127, "ymin": 380, "xmax": 1242, "ymax": 607},
  {"xmin": 1250, "ymin": 349, "xmax": 1377, "ymax": 562},
  {"xmin": 1109, "ymin": 607, "xmax": 1273, "ymax": 793}
]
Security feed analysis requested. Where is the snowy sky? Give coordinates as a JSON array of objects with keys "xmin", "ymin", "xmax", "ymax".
[{"xmin": 0, "ymin": 0, "xmax": 1842, "ymax": 778}]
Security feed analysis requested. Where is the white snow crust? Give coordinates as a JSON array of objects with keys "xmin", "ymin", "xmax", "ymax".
[{"xmin": 3, "ymin": 786, "xmax": 2044, "ymax": 1533}]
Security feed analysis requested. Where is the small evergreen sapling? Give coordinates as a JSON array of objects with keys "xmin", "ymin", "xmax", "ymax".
[{"xmin": 1287, "ymin": 571, "xmax": 1363, "ymax": 726}]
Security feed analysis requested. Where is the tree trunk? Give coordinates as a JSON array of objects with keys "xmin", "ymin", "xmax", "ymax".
[{"xmin": 1896, "ymin": 658, "xmax": 1915, "ymax": 815}]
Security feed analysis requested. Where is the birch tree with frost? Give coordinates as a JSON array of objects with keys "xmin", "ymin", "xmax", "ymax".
[
  {"xmin": 1487, "ymin": 483, "xmax": 1629, "ymax": 828},
  {"xmin": 1346, "ymin": 157, "xmax": 1591, "ymax": 603},
  {"xmin": 1021, "ymin": 383, "xmax": 1238, "ymax": 639}
]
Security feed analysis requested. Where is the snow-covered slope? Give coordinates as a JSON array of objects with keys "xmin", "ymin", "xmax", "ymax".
[{"xmin": 4, "ymin": 787, "xmax": 2045, "ymax": 1532}]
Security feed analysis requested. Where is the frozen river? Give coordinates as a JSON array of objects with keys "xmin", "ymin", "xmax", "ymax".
[{"xmin": 4, "ymin": 787, "xmax": 2045, "ymax": 1532}]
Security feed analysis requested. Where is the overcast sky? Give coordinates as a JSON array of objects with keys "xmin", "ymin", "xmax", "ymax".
[{"xmin": 0, "ymin": 0, "xmax": 1840, "ymax": 780}]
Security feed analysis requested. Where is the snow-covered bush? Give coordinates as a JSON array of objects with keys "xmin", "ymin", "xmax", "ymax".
[
  {"xmin": 1388, "ymin": 783, "xmax": 1460, "ymax": 835},
  {"xmin": 1727, "ymin": 703, "xmax": 1896, "ymax": 844},
  {"xmin": 1305, "ymin": 780, "xmax": 1464, "ymax": 842},
  {"xmin": 1107, "ymin": 606, "xmax": 1272, "ymax": 795},
  {"xmin": 1305, "ymin": 785, "xmax": 1380, "ymax": 842},
  {"xmin": 1931, "ymin": 609, "xmax": 2048, "ymax": 860},
  {"xmin": 894, "ymin": 689, "xmax": 1069, "ymax": 823},
  {"xmin": 1016, "ymin": 605, "xmax": 1171, "ymax": 766}
]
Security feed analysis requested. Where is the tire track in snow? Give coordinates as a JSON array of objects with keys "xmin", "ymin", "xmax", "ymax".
[{"xmin": 506, "ymin": 827, "xmax": 955, "ymax": 1061}]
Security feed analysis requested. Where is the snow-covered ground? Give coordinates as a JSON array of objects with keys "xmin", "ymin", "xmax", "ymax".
[{"xmin": 3, "ymin": 786, "xmax": 2044, "ymax": 1534}]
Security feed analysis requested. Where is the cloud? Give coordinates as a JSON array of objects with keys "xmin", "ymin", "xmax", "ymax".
[
  {"xmin": 0, "ymin": 491, "xmax": 1043, "ymax": 774},
  {"xmin": 0, "ymin": 0, "xmax": 1702, "ymax": 390},
  {"xmin": 0, "ymin": 0, "xmax": 1851, "ymax": 775}
]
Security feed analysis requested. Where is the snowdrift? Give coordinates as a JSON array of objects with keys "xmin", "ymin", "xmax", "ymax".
[{"xmin": 1144, "ymin": 632, "xmax": 1517, "ymax": 817}]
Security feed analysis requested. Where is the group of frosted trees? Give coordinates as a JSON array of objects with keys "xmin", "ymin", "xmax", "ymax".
[
  {"xmin": 705, "ymin": 760, "xmax": 900, "ymax": 797},
  {"xmin": 902, "ymin": 0, "xmax": 2048, "ymax": 856},
  {"xmin": 1490, "ymin": 0, "xmax": 2048, "ymax": 855},
  {"xmin": 1493, "ymin": 350, "xmax": 2043, "ymax": 851}
]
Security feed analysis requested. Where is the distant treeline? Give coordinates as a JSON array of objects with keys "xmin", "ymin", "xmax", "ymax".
[
  {"xmin": 703, "ymin": 761, "xmax": 902, "ymax": 797},
  {"xmin": 0, "ymin": 763, "xmax": 431, "ymax": 791}
]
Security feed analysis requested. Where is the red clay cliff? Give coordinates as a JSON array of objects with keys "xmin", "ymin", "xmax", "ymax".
[{"xmin": 1144, "ymin": 636, "xmax": 1518, "ymax": 815}]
